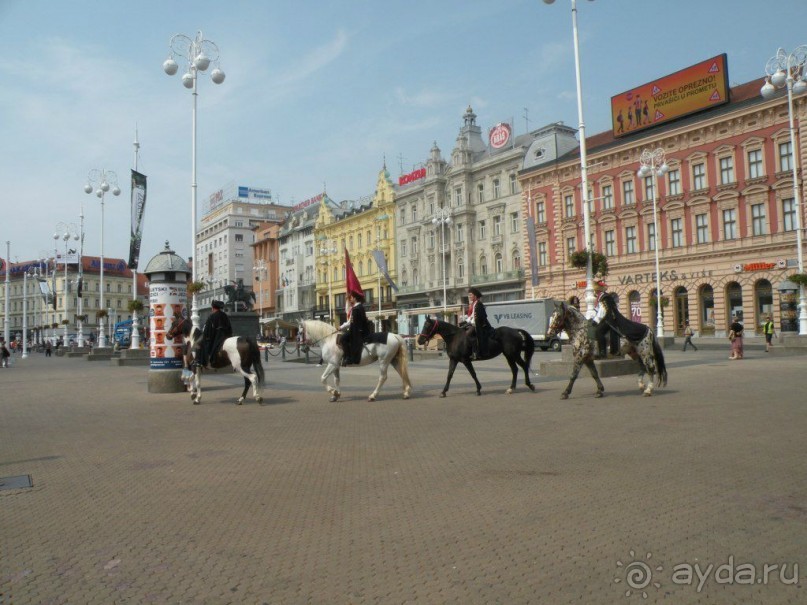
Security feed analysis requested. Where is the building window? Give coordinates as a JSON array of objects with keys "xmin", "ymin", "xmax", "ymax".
[
  {"xmin": 671, "ymin": 218, "xmax": 683, "ymax": 248},
  {"xmin": 723, "ymin": 209, "xmax": 737, "ymax": 240},
  {"xmin": 411, "ymin": 205, "xmax": 418, "ymax": 223},
  {"xmin": 692, "ymin": 162, "xmax": 706, "ymax": 190},
  {"xmin": 783, "ymin": 198, "xmax": 796, "ymax": 232},
  {"xmin": 696, "ymin": 213, "xmax": 709, "ymax": 244},
  {"xmin": 513, "ymin": 251, "xmax": 521, "ymax": 269},
  {"xmin": 495, "ymin": 253, "xmax": 503, "ymax": 273},
  {"xmin": 564, "ymin": 194, "xmax": 575, "ymax": 217},
  {"xmin": 477, "ymin": 183, "xmax": 484, "ymax": 203},
  {"xmin": 401, "ymin": 241, "xmax": 407, "ymax": 256},
  {"xmin": 779, "ymin": 141, "xmax": 793, "ymax": 172},
  {"xmin": 428, "ymin": 231, "xmax": 435, "ymax": 249},
  {"xmin": 536, "ymin": 201, "xmax": 546, "ymax": 224},
  {"xmin": 719, "ymin": 156, "xmax": 735, "ymax": 185},
  {"xmin": 602, "ymin": 185, "xmax": 614, "ymax": 210},
  {"xmin": 480, "ymin": 256, "xmax": 488, "ymax": 275},
  {"xmin": 586, "ymin": 190, "xmax": 594, "ymax": 216},
  {"xmin": 643, "ymin": 175, "xmax": 654, "ymax": 201},
  {"xmin": 538, "ymin": 241, "xmax": 547, "ymax": 266},
  {"xmin": 428, "ymin": 199, "xmax": 434, "ymax": 216},
  {"xmin": 747, "ymin": 149, "xmax": 763, "ymax": 179},
  {"xmin": 479, "ymin": 220, "xmax": 487, "ymax": 240},
  {"xmin": 235, "ymin": 233, "xmax": 244, "ymax": 242},
  {"xmin": 668, "ymin": 169, "xmax": 681, "ymax": 195},
  {"xmin": 454, "ymin": 187, "xmax": 463, "ymax": 207},
  {"xmin": 456, "ymin": 223, "xmax": 464, "ymax": 242},
  {"xmin": 751, "ymin": 203, "xmax": 766, "ymax": 236},
  {"xmin": 493, "ymin": 215, "xmax": 502, "ymax": 236},
  {"xmin": 566, "ymin": 236, "xmax": 576, "ymax": 259},
  {"xmin": 622, "ymin": 180, "xmax": 635, "ymax": 206},
  {"xmin": 510, "ymin": 212, "xmax": 519, "ymax": 233},
  {"xmin": 647, "ymin": 222, "xmax": 656, "ymax": 251},
  {"xmin": 400, "ymin": 208, "xmax": 405, "ymax": 224},
  {"xmin": 625, "ymin": 226, "xmax": 637, "ymax": 254},
  {"xmin": 605, "ymin": 230, "xmax": 615, "ymax": 256},
  {"xmin": 493, "ymin": 178, "xmax": 500, "ymax": 199},
  {"xmin": 509, "ymin": 174, "xmax": 517, "ymax": 194}
]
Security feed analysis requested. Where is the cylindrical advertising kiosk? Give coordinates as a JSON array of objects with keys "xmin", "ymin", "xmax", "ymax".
[{"xmin": 143, "ymin": 242, "xmax": 191, "ymax": 393}]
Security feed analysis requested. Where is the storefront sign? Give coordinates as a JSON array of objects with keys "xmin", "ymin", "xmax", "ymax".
[
  {"xmin": 489, "ymin": 123, "xmax": 512, "ymax": 149},
  {"xmin": 293, "ymin": 193, "xmax": 323, "ymax": 212},
  {"xmin": 616, "ymin": 269, "xmax": 713, "ymax": 286},
  {"xmin": 398, "ymin": 167, "xmax": 426, "ymax": 186},
  {"xmin": 611, "ymin": 54, "xmax": 729, "ymax": 137},
  {"xmin": 743, "ymin": 262, "xmax": 777, "ymax": 272}
]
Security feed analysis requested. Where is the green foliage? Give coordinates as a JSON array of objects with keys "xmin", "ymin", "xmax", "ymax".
[
  {"xmin": 187, "ymin": 280, "xmax": 206, "ymax": 294},
  {"xmin": 787, "ymin": 273, "xmax": 807, "ymax": 287},
  {"xmin": 127, "ymin": 299, "xmax": 145, "ymax": 313},
  {"xmin": 569, "ymin": 250, "xmax": 609, "ymax": 277}
]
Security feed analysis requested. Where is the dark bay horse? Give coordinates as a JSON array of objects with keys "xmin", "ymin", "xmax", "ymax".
[
  {"xmin": 417, "ymin": 317, "xmax": 535, "ymax": 397},
  {"xmin": 598, "ymin": 293, "xmax": 668, "ymax": 395},
  {"xmin": 167, "ymin": 317, "xmax": 265, "ymax": 405}
]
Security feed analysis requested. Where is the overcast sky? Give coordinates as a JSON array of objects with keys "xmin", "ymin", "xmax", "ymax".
[{"xmin": 1, "ymin": 0, "xmax": 805, "ymax": 265}]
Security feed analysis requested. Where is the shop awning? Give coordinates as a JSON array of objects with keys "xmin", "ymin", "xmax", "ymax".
[{"xmin": 260, "ymin": 316, "xmax": 298, "ymax": 329}]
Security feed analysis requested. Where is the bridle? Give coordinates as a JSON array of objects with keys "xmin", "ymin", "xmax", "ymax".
[
  {"xmin": 167, "ymin": 317, "xmax": 190, "ymax": 340},
  {"xmin": 420, "ymin": 318, "xmax": 440, "ymax": 341}
]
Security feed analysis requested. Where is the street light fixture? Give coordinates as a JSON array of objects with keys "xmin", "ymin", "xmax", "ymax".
[
  {"xmin": 53, "ymin": 222, "xmax": 79, "ymax": 346},
  {"xmin": 253, "ymin": 259, "xmax": 267, "ymax": 329},
  {"xmin": 432, "ymin": 208, "xmax": 452, "ymax": 316},
  {"xmin": 638, "ymin": 149, "xmax": 669, "ymax": 338},
  {"xmin": 543, "ymin": 0, "xmax": 596, "ymax": 316},
  {"xmin": 319, "ymin": 240, "xmax": 338, "ymax": 327},
  {"xmin": 761, "ymin": 46, "xmax": 807, "ymax": 336},
  {"xmin": 22, "ymin": 267, "xmax": 39, "ymax": 359},
  {"xmin": 84, "ymin": 169, "xmax": 121, "ymax": 348},
  {"xmin": 163, "ymin": 31, "xmax": 226, "ymax": 332}
]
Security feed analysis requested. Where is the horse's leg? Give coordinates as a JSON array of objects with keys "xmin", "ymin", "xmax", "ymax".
[
  {"xmin": 462, "ymin": 360, "xmax": 483, "ymax": 396},
  {"xmin": 440, "ymin": 358, "xmax": 460, "ymax": 398},
  {"xmin": 321, "ymin": 363, "xmax": 340, "ymax": 401},
  {"xmin": 333, "ymin": 367, "xmax": 341, "ymax": 401},
  {"xmin": 237, "ymin": 376, "xmax": 249, "ymax": 405},
  {"xmin": 516, "ymin": 353, "xmax": 535, "ymax": 391},
  {"xmin": 192, "ymin": 368, "xmax": 201, "ymax": 405},
  {"xmin": 560, "ymin": 361, "xmax": 583, "ymax": 400},
  {"xmin": 368, "ymin": 360, "xmax": 388, "ymax": 402},
  {"xmin": 583, "ymin": 359, "xmax": 605, "ymax": 398},
  {"xmin": 641, "ymin": 346, "xmax": 657, "ymax": 397},
  {"xmin": 505, "ymin": 355, "xmax": 519, "ymax": 394}
]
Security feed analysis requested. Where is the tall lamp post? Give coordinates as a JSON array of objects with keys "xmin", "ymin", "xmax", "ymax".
[
  {"xmin": 253, "ymin": 259, "xmax": 267, "ymax": 330},
  {"xmin": 22, "ymin": 267, "xmax": 39, "ymax": 359},
  {"xmin": 638, "ymin": 149, "xmax": 669, "ymax": 338},
  {"xmin": 163, "ymin": 31, "xmax": 226, "ymax": 331},
  {"xmin": 762, "ymin": 46, "xmax": 807, "ymax": 336},
  {"xmin": 54, "ymin": 222, "xmax": 79, "ymax": 346},
  {"xmin": 432, "ymin": 208, "xmax": 452, "ymax": 316},
  {"xmin": 3, "ymin": 241, "xmax": 9, "ymax": 347},
  {"xmin": 543, "ymin": 0, "xmax": 596, "ymax": 316},
  {"xmin": 319, "ymin": 240, "xmax": 337, "ymax": 327},
  {"xmin": 84, "ymin": 169, "xmax": 121, "ymax": 348}
]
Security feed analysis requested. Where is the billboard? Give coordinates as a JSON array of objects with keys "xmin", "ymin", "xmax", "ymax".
[{"xmin": 611, "ymin": 54, "xmax": 729, "ymax": 137}]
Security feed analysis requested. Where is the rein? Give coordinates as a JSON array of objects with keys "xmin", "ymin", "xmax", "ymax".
[
  {"xmin": 303, "ymin": 324, "xmax": 339, "ymax": 348},
  {"xmin": 424, "ymin": 318, "xmax": 440, "ymax": 339},
  {"xmin": 167, "ymin": 317, "xmax": 190, "ymax": 340}
]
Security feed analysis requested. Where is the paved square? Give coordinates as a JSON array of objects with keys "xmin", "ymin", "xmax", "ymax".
[{"xmin": 1, "ymin": 348, "xmax": 805, "ymax": 604}]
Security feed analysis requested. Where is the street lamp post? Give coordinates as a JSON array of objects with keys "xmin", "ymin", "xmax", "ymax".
[
  {"xmin": 638, "ymin": 149, "xmax": 669, "ymax": 338},
  {"xmin": 543, "ymin": 0, "xmax": 596, "ymax": 316},
  {"xmin": 3, "ymin": 241, "xmax": 9, "ymax": 347},
  {"xmin": 761, "ymin": 46, "xmax": 807, "ymax": 336},
  {"xmin": 54, "ymin": 222, "xmax": 79, "ymax": 346},
  {"xmin": 77, "ymin": 207, "xmax": 86, "ymax": 347},
  {"xmin": 22, "ymin": 268, "xmax": 37, "ymax": 359},
  {"xmin": 84, "ymin": 169, "xmax": 121, "ymax": 348},
  {"xmin": 432, "ymin": 208, "xmax": 452, "ymax": 316},
  {"xmin": 253, "ymin": 259, "xmax": 267, "ymax": 331},
  {"xmin": 163, "ymin": 31, "xmax": 226, "ymax": 332},
  {"xmin": 319, "ymin": 240, "xmax": 337, "ymax": 327}
]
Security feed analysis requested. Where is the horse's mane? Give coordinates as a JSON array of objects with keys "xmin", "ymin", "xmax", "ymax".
[
  {"xmin": 600, "ymin": 293, "xmax": 649, "ymax": 340},
  {"xmin": 302, "ymin": 319, "xmax": 338, "ymax": 342}
]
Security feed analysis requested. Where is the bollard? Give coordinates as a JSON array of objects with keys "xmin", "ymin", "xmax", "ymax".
[
  {"xmin": 408, "ymin": 338, "xmax": 414, "ymax": 361},
  {"xmin": 281, "ymin": 344, "xmax": 286, "ymax": 361},
  {"xmin": 264, "ymin": 346, "xmax": 268, "ymax": 362},
  {"xmin": 305, "ymin": 347, "xmax": 310, "ymax": 364}
]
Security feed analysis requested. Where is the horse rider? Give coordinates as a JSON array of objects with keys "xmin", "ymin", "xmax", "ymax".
[
  {"xmin": 585, "ymin": 282, "xmax": 619, "ymax": 359},
  {"xmin": 340, "ymin": 290, "xmax": 372, "ymax": 366},
  {"xmin": 463, "ymin": 287, "xmax": 492, "ymax": 360},
  {"xmin": 198, "ymin": 299, "xmax": 233, "ymax": 369}
]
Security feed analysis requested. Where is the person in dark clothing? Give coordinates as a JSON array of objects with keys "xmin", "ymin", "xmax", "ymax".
[
  {"xmin": 464, "ymin": 287, "xmax": 493, "ymax": 360},
  {"xmin": 198, "ymin": 300, "xmax": 233, "ymax": 368},
  {"xmin": 340, "ymin": 291, "xmax": 371, "ymax": 366}
]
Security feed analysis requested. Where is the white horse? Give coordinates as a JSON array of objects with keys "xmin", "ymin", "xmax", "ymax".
[
  {"xmin": 167, "ymin": 317, "xmax": 265, "ymax": 405},
  {"xmin": 300, "ymin": 319, "xmax": 412, "ymax": 402}
]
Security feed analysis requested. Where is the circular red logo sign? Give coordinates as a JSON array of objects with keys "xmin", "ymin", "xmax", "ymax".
[{"xmin": 489, "ymin": 123, "xmax": 511, "ymax": 149}]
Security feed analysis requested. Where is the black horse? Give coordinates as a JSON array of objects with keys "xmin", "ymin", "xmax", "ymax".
[{"xmin": 417, "ymin": 317, "xmax": 535, "ymax": 397}]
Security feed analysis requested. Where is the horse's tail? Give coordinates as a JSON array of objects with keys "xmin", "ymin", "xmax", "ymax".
[
  {"xmin": 517, "ymin": 329, "xmax": 535, "ymax": 371},
  {"xmin": 394, "ymin": 335, "xmax": 412, "ymax": 389},
  {"xmin": 651, "ymin": 334, "xmax": 667, "ymax": 387},
  {"xmin": 248, "ymin": 338, "xmax": 265, "ymax": 386}
]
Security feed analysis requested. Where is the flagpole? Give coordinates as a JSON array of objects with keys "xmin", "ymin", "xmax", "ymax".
[{"xmin": 131, "ymin": 128, "xmax": 141, "ymax": 349}]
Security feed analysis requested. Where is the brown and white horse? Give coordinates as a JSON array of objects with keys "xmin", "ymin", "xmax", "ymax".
[
  {"xmin": 546, "ymin": 302, "xmax": 606, "ymax": 400},
  {"xmin": 167, "ymin": 317, "xmax": 265, "ymax": 405}
]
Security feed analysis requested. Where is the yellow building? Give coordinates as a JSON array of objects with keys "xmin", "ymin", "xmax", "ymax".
[{"xmin": 314, "ymin": 167, "xmax": 398, "ymax": 330}]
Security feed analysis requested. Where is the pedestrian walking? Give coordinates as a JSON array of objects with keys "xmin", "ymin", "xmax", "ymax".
[
  {"xmin": 682, "ymin": 321, "xmax": 698, "ymax": 351},
  {"xmin": 45, "ymin": 341, "xmax": 52, "ymax": 357},
  {"xmin": 763, "ymin": 315, "xmax": 776, "ymax": 352},
  {"xmin": 1, "ymin": 341, "xmax": 10, "ymax": 367},
  {"xmin": 728, "ymin": 316, "xmax": 744, "ymax": 360}
]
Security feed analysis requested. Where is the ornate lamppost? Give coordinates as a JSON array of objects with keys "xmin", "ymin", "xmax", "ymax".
[
  {"xmin": 319, "ymin": 240, "xmax": 338, "ymax": 327},
  {"xmin": 638, "ymin": 148, "xmax": 669, "ymax": 337},
  {"xmin": 432, "ymin": 208, "xmax": 452, "ymax": 315}
]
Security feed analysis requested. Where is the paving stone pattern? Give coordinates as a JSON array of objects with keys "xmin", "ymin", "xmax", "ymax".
[{"xmin": 0, "ymin": 349, "xmax": 805, "ymax": 604}]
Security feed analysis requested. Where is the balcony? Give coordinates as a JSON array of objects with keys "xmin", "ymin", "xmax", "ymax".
[{"xmin": 470, "ymin": 269, "xmax": 523, "ymax": 285}]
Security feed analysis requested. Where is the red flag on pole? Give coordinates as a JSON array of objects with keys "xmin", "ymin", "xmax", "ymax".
[{"xmin": 344, "ymin": 248, "xmax": 364, "ymax": 314}]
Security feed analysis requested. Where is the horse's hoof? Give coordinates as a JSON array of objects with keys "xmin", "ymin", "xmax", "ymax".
[
  {"xmin": 595, "ymin": 391, "xmax": 604, "ymax": 398},
  {"xmin": 643, "ymin": 391, "xmax": 652, "ymax": 397},
  {"xmin": 476, "ymin": 391, "xmax": 482, "ymax": 397},
  {"xmin": 368, "ymin": 396, "xmax": 375, "ymax": 402},
  {"xmin": 506, "ymin": 388, "xmax": 513, "ymax": 395},
  {"xmin": 236, "ymin": 399, "xmax": 244, "ymax": 405},
  {"xmin": 256, "ymin": 397, "xmax": 263, "ymax": 405},
  {"xmin": 193, "ymin": 400, "xmax": 201, "ymax": 405},
  {"xmin": 560, "ymin": 393, "xmax": 569, "ymax": 400},
  {"xmin": 440, "ymin": 392, "xmax": 447, "ymax": 398},
  {"xmin": 528, "ymin": 384, "xmax": 536, "ymax": 391},
  {"xmin": 329, "ymin": 396, "xmax": 337, "ymax": 402}
]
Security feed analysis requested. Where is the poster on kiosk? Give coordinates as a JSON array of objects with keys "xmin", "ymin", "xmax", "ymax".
[{"xmin": 149, "ymin": 284, "xmax": 187, "ymax": 369}]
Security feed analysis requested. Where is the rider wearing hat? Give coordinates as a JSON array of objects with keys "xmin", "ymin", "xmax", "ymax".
[
  {"xmin": 340, "ymin": 290, "xmax": 371, "ymax": 366},
  {"xmin": 198, "ymin": 299, "xmax": 233, "ymax": 369},
  {"xmin": 464, "ymin": 287, "xmax": 492, "ymax": 360},
  {"xmin": 585, "ymin": 280, "xmax": 619, "ymax": 359}
]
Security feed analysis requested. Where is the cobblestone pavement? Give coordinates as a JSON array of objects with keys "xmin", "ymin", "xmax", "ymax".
[{"xmin": 1, "ymin": 347, "xmax": 805, "ymax": 604}]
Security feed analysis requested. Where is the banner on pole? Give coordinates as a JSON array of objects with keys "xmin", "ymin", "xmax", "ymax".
[
  {"xmin": 370, "ymin": 249, "xmax": 398, "ymax": 292},
  {"xmin": 344, "ymin": 248, "xmax": 364, "ymax": 315},
  {"xmin": 129, "ymin": 170, "xmax": 147, "ymax": 270}
]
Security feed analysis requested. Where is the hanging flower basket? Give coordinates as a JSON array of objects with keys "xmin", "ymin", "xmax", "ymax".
[
  {"xmin": 74, "ymin": 314, "xmax": 88, "ymax": 322},
  {"xmin": 61, "ymin": 319, "xmax": 70, "ymax": 325},
  {"xmin": 51, "ymin": 323, "xmax": 59, "ymax": 329},
  {"xmin": 127, "ymin": 299, "xmax": 144, "ymax": 313},
  {"xmin": 787, "ymin": 273, "xmax": 807, "ymax": 287},
  {"xmin": 650, "ymin": 294, "xmax": 670, "ymax": 308},
  {"xmin": 187, "ymin": 280, "xmax": 206, "ymax": 294},
  {"xmin": 569, "ymin": 250, "xmax": 609, "ymax": 277},
  {"xmin": 96, "ymin": 309, "xmax": 108, "ymax": 319}
]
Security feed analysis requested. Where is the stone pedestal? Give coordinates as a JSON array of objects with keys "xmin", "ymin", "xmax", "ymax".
[
  {"xmin": 657, "ymin": 335, "xmax": 676, "ymax": 349},
  {"xmin": 86, "ymin": 347, "xmax": 117, "ymax": 362},
  {"xmin": 148, "ymin": 369, "xmax": 185, "ymax": 393},
  {"xmin": 769, "ymin": 334, "xmax": 807, "ymax": 357},
  {"xmin": 112, "ymin": 348, "xmax": 150, "ymax": 367}
]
